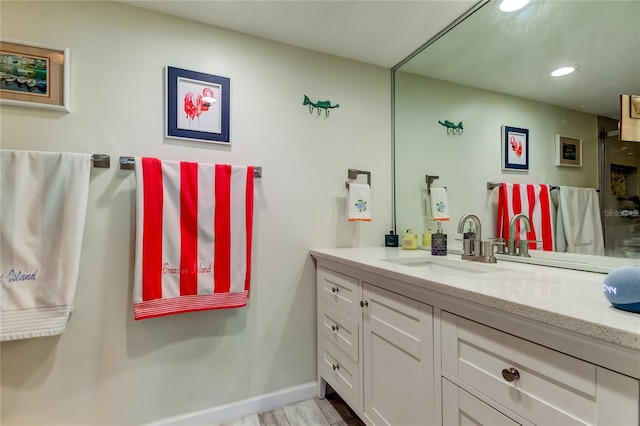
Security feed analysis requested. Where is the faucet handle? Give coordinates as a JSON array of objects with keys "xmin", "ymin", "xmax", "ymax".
[
  {"xmin": 487, "ymin": 237, "xmax": 506, "ymax": 254},
  {"xmin": 486, "ymin": 237, "xmax": 505, "ymax": 244},
  {"xmin": 481, "ymin": 240, "xmax": 498, "ymax": 263},
  {"xmin": 518, "ymin": 240, "xmax": 541, "ymax": 257}
]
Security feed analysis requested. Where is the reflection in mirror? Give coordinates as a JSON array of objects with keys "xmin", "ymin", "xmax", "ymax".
[{"xmin": 393, "ymin": 0, "xmax": 640, "ymax": 268}]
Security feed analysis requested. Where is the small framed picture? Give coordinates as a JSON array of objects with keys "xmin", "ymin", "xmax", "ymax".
[
  {"xmin": 502, "ymin": 125, "xmax": 529, "ymax": 171},
  {"xmin": 165, "ymin": 66, "xmax": 230, "ymax": 144},
  {"xmin": 620, "ymin": 94, "xmax": 640, "ymax": 142},
  {"xmin": 0, "ymin": 39, "xmax": 70, "ymax": 112},
  {"xmin": 630, "ymin": 95, "xmax": 640, "ymax": 119},
  {"xmin": 555, "ymin": 135, "xmax": 582, "ymax": 167}
]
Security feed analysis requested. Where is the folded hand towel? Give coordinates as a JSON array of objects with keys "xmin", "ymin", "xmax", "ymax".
[
  {"xmin": 133, "ymin": 158, "xmax": 255, "ymax": 320},
  {"xmin": 497, "ymin": 183, "xmax": 554, "ymax": 251},
  {"xmin": 430, "ymin": 187, "xmax": 450, "ymax": 221},
  {"xmin": 556, "ymin": 186, "xmax": 604, "ymax": 255},
  {"xmin": 1, "ymin": 150, "xmax": 91, "ymax": 341},
  {"xmin": 347, "ymin": 183, "xmax": 372, "ymax": 222}
]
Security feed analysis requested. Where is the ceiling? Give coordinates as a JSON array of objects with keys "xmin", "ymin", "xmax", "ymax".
[
  {"xmin": 120, "ymin": 0, "xmax": 639, "ymax": 119},
  {"xmin": 399, "ymin": 0, "xmax": 640, "ymax": 119},
  {"xmin": 118, "ymin": 0, "xmax": 478, "ymax": 68}
]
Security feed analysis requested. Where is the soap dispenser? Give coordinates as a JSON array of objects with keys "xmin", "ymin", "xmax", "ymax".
[
  {"xmin": 422, "ymin": 226, "xmax": 433, "ymax": 248},
  {"xmin": 402, "ymin": 229, "xmax": 418, "ymax": 250},
  {"xmin": 431, "ymin": 222, "xmax": 447, "ymax": 256},
  {"xmin": 385, "ymin": 230, "xmax": 399, "ymax": 247}
]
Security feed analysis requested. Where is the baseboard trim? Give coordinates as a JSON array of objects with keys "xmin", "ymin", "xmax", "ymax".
[{"xmin": 147, "ymin": 381, "xmax": 318, "ymax": 425}]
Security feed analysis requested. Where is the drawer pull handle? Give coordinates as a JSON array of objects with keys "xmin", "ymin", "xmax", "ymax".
[
  {"xmin": 360, "ymin": 300, "xmax": 369, "ymax": 307},
  {"xmin": 502, "ymin": 368, "xmax": 520, "ymax": 382},
  {"xmin": 332, "ymin": 364, "xmax": 340, "ymax": 371},
  {"xmin": 331, "ymin": 286, "xmax": 339, "ymax": 293},
  {"xmin": 331, "ymin": 325, "xmax": 339, "ymax": 332}
]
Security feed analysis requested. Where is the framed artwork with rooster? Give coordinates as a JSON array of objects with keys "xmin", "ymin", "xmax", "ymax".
[
  {"xmin": 165, "ymin": 66, "xmax": 230, "ymax": 144},
  {"xmin": 502, "ymin": 125, "xmax": 529, "ymax": 171}
]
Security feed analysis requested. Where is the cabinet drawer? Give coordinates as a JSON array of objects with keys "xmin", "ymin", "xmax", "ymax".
[
  {"xmin": 442, "ymin": 312, "xmax": 639, "ymax": 425},
  {"xmin": 318, "ymin": 301, "xmax": 359, "ymax": 363},
  {"xmin": 318, "ymin": 335, "xmax": 361, "ymax": 412},
  {"xmin": 442, "ymin": 378, "xmax": 521, "ymax": 426},
  {"xmin": 318, "ymin": 267, "xmax": 359, "ymax": 318}
]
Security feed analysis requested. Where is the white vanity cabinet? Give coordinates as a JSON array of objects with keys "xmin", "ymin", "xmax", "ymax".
[
  {"xmin": 316, "ymin": 264, "xmax": 436, "ymax": 426},
  {"xmin": 313, "ymin": 251, "xmax": 640, "ymax": 426}
]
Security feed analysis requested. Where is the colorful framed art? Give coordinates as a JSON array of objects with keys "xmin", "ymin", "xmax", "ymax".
[
  {"xmin": 502, "ymin": 125, "xmax": 529, "ymax": 171},
  {"xmin": 165, "ymin": 66, "xmax": 230, "ymax": 144},
  {"xmin": 0, "ymin": 39, "xmax": 70, "ymax": 112}
]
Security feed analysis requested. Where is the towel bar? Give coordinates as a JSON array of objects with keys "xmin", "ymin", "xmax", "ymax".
[
  {"xmin": 345, "ymin": 168, "xmax": 371, "ymax": 189},
  {"xmin": 426, "ymin": 175, "xmax": 440, "ymax": 193},
  {"xmin": 118, "ymin": 156, "xmax": 262, "ymax": 177},
  {"xmin": 91, "ymin": 154, "xmax": 110, "ymax": 168},
  {"xmin": 487, "ymin": 182, "xmax": 560, "ymax": 191}
]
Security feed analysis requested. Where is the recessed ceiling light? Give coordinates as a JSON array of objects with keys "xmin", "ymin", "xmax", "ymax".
[
  {"xmin": 551, "ymin": 66, "xmax": 578, "ymax": 77},
  {"xmin": 499, "ymin": 0, "xmax": 530, "ymax": 12}
]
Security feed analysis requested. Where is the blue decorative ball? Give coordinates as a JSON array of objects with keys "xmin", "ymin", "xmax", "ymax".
[{"xmin": 603, "ymin": 266, "xmax": 640, "ymax": 313}]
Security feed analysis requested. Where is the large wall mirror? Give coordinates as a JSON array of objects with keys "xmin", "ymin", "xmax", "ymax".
[{"xmin": 393, "ymin": 0, "xmax": 640, "ymax": 270}]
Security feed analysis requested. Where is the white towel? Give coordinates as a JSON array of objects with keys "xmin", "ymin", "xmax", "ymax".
[
  {"xmin": 0, "ymin": 150, "xmax": 91, "ymax": 341},
  {"xmin": 133, "ymin": 158, "xmax": 255, "ymax": 320},
  {"xmin": 556, "ymin": 186, "xmax": 604, "ymax": 255},
  {"xmin": 430, "ymin": 187, "xmax": 450, "ymax": 221},
  {"xmin": 347, "ymin": 183, "xmax": 372, "ymax": 222}
]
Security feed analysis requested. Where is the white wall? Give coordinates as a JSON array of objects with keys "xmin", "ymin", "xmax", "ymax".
[
  {"xmin": 395, "ymin": 71, "xmax": 598, "ymax": 247},
  {"xmin": 0, "ymin": 1, "xmax": 392, "ymax": 424}
]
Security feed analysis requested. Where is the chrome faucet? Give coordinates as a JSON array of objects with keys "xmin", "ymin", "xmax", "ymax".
[
  {"xmin": 457, "ymin": 213, "xmax": 482, "ymax": 242},
  {"xmin": 508, "ymin": 214, "xmax": 531, "ymax": 256},
  {"xmin": 457, "ymin": 214, "xmax": 496, "ymax": 263}
]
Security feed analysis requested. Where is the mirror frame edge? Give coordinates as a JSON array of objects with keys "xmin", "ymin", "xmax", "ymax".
[{"xmin": 390, "ymin": 0, "xmax": 490, "ymax": 235}]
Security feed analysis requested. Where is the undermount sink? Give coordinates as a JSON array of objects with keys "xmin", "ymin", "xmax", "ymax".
[{"xmin": 382, "ymin": 256, "xmax": 508, "ymax": 275}]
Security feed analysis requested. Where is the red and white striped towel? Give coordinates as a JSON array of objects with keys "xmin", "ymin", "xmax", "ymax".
[
  {"xmin": 133, "ymin": 158, "xmax": 254, "ymax": 320},
  {"xmin": 497, "ymin": 183, "xmax": 554, "ymax": 251}
]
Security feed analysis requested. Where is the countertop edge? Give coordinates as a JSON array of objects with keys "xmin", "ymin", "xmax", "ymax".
[{"xmin": 310, "ymin": 248, "xmax": 640, "ymax": 352}]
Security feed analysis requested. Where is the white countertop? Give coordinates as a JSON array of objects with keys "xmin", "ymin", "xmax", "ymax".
[{"xmin": 310, "ymin": 246, "xmax": 640, "ymax": 351}]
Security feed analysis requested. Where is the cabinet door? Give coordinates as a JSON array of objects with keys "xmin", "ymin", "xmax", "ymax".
[
  {"xmin": 442, "ymin": 378, "xmax": 522, "ymax": 426},
  {"xmin": 362, "ymin": 283, "xmax": 435, "ymax": 426}
]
